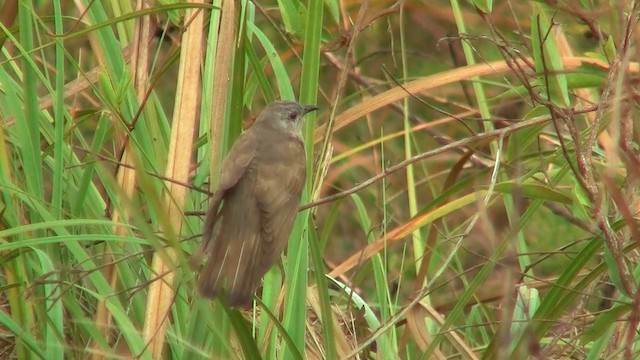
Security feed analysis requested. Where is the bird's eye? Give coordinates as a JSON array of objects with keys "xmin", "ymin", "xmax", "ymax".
[{"xmin": 288, "ymin": 111, "xmax": 298, "ymax": 120}]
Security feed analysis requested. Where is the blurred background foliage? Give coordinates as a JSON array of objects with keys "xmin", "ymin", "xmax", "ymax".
[{"xmin": 1, "ymin": 0, "xmax": 639, "ymax": 359}]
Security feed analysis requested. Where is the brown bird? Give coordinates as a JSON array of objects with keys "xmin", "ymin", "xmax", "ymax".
[{"xmin": 194, "ymin": 100, "xmax": 318, "ymax": 307}]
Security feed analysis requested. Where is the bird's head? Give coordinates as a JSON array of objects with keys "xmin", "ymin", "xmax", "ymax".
[{"xmin": 256, "ymin": 100, "xmax": 318, "ymax": 135}]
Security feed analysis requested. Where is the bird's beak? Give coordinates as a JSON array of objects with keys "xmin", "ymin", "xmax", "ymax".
[{"xmin": 303, "ymin": 105, "xmax": 319, "ymax": 115}]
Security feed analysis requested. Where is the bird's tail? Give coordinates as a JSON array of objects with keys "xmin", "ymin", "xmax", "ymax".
[{"xmin": 197, "ymin": 236, "xmax": 260, "ymax": 308}]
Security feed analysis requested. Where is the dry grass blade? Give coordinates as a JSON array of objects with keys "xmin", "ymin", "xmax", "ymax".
[
  {"xmin": 92, "ymin": 1, "xmax": 152, "ymax": 358},
  {"xmin": 141, "ymin": 2, "xmax": 206, "ymax": 358},
  {"xmin": 313, "ymin": 57, "xmax": 640, "ymax": 144},
  {"xmin": 411, "ymin": 301, "xmax": 478, "ymax": 359},
  {"xmin": 406, "ymin": 306, "xmax": 448, "ymax": 359},
  {"xmin": 306, "ymin": 287, "xmax": 355, "ymax": 358},
  {"xmin": 208, "ymin": 0, "xmax": 236, "ymax": 183}
]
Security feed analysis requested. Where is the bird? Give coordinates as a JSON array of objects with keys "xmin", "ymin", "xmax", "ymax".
[{"xmin": 193, "ymin": 100, "xmax": 318, "ymax": 307}]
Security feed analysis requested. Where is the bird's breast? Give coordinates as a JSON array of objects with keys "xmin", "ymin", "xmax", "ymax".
[{"xmin": 254, "ymin": 136, "xmax": 306, "ymax": 195}]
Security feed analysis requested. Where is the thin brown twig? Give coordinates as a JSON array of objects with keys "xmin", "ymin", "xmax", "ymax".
[
  {"xmin": 302, "ymin": 112, "xmax": 566, "ymax": 211},
  {"xmin": 73, "ymin": 145, "xmax": 211, "ymax": 195}
]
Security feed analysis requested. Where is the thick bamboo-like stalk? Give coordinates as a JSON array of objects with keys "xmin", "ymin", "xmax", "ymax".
[
  {"xmin": 92, "ymin": 1, "xmax": 152, "ymax": 358},
  {"xmin": 141, "ymin": 2, "xmax": 206, "ymax": 358},
  {"xmin": 208, "ymin": 0, "xmax": 236, "ymax": 185}
]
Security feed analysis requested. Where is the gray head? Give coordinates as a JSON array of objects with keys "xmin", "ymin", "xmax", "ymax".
[{"xmin": 256, "ymin": 100, "xmax": 318, "ymax": 134}]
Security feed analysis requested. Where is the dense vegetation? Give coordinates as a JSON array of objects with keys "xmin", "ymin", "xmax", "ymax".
[{"xmin": 1, "ymin": 0, "xmax": 639, "ymax": 359}]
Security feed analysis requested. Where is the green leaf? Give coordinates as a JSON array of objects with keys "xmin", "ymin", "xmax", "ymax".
[
  {"xmin": 276, "ymin": 0, "xmax": 301, "ymax": 37},
  {"xmin": 531, "ymin": 4, "xmax": 570, "ymax": 107},
  {"xmin": 580, "ymin": 304, "xmax": 631, "ymax": 343},
  {"xmin": 602, "ymin": 246, "xmax": 630, "ymax": 298},
  {"xmin": 490, "ymin": 182, "xmax": 573, "ymax": 204},
  {"xmin": 225, "ymin": 308, "xmax": 263, "ymax": 360},
  {"xmin": 471, "ymin": 0, "xmax": 493, "ymax": 13},
  {"xmin": 603, "ymin": 35, "xmax": 617, "ymax": 61}
]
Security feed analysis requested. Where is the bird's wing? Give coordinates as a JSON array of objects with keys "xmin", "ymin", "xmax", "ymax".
[
  {"xmin": 197, "ymin": 167, "xmax": 262, "ymax": 307},
  {"xmin": 193, "ymin": 132, "xmax": 258, "ymax": 267},
  {"xmin": 254, "ymin": 140, "xmax": 306, "ymax": 281}
]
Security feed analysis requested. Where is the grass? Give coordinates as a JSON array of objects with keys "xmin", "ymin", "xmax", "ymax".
[{"xmin": 1, "ymin": 0, "xmax": 640, "ymax": 359}]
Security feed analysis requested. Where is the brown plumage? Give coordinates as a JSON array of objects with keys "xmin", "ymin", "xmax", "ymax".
[{"xmin": 194, "ymin": 100, "xmax": 318, "ymax": 307}]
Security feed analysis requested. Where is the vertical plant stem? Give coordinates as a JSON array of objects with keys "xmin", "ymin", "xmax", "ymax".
[{"xmin": 142, "ymin": 2, "xmax": 205, "ymax": 357}]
